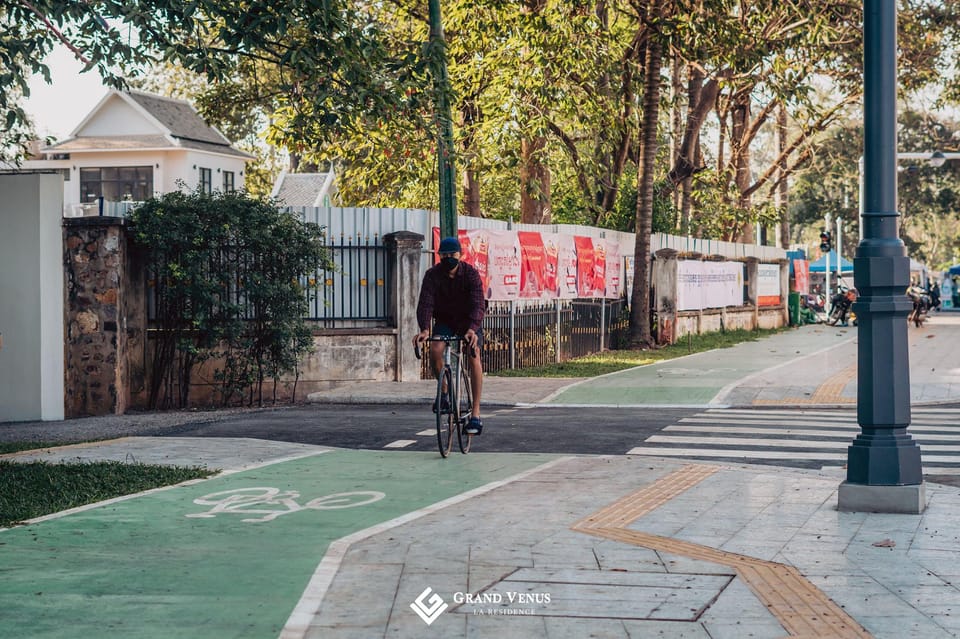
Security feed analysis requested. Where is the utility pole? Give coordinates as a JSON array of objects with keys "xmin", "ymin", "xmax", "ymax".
[
  {"xmin": 428, "ymin": 0, "xmax": 457, "ymax": 239},
  {"xmin": 839, "ymin": 0, "xmax": 924, "ymax": 513}
]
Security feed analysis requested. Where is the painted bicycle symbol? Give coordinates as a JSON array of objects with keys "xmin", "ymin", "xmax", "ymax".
[{"xmin": 186, "ymin": 487, "xmax": 386, "ymax": 523}]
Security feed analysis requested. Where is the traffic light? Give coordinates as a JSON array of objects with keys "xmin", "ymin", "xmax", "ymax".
[{"xmin": 819, "ymin": 230, "xmax": 832, "ymax": 252}]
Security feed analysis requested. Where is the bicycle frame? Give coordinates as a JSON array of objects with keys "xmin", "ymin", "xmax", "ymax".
[{"xmin": 417, "ymin": 336, "xmax": 473, "ymax": 456}]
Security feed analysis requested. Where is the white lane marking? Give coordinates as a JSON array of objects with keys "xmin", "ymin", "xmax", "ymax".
[
  {"xmin": 667, "ymin": 425, "xmax": 960, "ymax": 439},
  {"xmin": 416, "ymin": 429, "xmax": 435, "ymax": 436},
  {"xmin": 280, "ymin": 456, "xmax": 576, "ymax": 639},
  {"xmin": 626, "ymin": 447, "xmax": 849, "ymax": 460},
  {"xmin": 384, "ymin": 440, "xmax": 417, "ymax": 448}
]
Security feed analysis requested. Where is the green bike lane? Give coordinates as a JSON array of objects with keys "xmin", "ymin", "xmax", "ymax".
[
  {"xmin": 544, "ymin": 325, "xmax": 857, "ymax": 406},
  {"xmin": 0, "ymin": 448, "xmax": 557, "ymax": 639}
]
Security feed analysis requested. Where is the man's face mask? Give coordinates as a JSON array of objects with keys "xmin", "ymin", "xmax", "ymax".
[{"xmin": 441, "ymin": 256, "xmax": 459, "ymax": 271}]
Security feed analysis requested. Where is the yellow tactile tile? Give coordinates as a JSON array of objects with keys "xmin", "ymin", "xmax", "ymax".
[
  {"xmin": 572, "ymin": 464, "xmax": 872, "ymax": 638},
  {"xmin": 754, "ymin": 363, "xmax": 857, "ymax": 406}
]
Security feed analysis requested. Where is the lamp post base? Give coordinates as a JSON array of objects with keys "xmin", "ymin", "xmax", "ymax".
[{"xmin": 838, "ymin": 481, "xmax": 926, "ymax": 514}]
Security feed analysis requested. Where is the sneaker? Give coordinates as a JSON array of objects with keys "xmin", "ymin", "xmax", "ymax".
[
  {"xmin": 465, "ymin": 416, "xmax": 483, "ymax": 435},
  {"xmin": 432, "ymin": 395, "xmax": 451, "ymax": 414}
]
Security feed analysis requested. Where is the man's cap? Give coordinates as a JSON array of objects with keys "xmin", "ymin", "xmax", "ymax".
[{"xmin": 438, "ymin": 237, "xmax": 461, "ymax": 254}]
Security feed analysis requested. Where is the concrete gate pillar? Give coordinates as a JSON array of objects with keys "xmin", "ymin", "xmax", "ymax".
[{"xmin": 0, "ymin": 173, "xmax": 65, "ymax": 421}]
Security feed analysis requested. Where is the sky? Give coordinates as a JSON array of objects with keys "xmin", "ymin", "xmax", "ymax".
[{"xmin": 25, "ymin": 47, "xmax": 112, "ymax": 140}]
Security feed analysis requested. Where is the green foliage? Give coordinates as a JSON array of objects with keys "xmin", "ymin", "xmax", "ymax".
[
  {"xmin": 129, "ymin": 188, "xmax": 332, "ymax": 408},
  {"xmin": 0, "ymin": 460, "xmax": 211, "ymax": 527}
]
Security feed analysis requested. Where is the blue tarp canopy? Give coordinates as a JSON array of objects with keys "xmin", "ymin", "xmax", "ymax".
[
  {"xmin": 809, "ymin": 251, "xmax": 854, "ymax": 273},
  {"xmin": 949, "ymin": 264, "xmax": 960, "ymax": 276}
]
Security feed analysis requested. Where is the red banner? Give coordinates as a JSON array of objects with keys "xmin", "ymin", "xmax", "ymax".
[
  {"xmin": 793, "ymin": 259, "xmax": 809, "ymax": 295},
  {"xmin": 542, "ymin": 233, "xmax": 560, "ymax": 294},
  {"xmin": 574, "ymin": 236, "xmax": 595, "ymax": 297},
  {"xmin": 518, "ymin": 231, "xmax": 547, "ymax": 298}
]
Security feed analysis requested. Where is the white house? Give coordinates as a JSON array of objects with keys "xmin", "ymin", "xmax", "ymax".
[{"xmin": 22, "ymin": 88, "xmax": 255, "ymax": 216}]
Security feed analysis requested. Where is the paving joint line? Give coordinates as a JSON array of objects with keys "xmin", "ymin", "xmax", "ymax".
[{"xmin": 571, "ymin": 463, "xmax": 873, "ymax": 638}]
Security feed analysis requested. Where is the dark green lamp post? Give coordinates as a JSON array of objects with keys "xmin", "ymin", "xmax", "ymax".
[
  {"xmin": 428, "ymin": 0, "xmax": 457, "ymax": 239},
  {"xmin": 839, "ymin": 0, "xmax": 925, "ymax": 513}
]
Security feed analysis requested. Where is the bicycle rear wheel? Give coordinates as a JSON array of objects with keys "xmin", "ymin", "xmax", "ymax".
[
  {"xmin": 826, "ymin": 304, "xmax": 844, "ymax": 326},
  {"xmin": 456, "ymin": 361, "xmax": 473, "ymax": 454},
  {"xmin": 436, "ymin": 368, "xmax": 455, "ymax": 458}
]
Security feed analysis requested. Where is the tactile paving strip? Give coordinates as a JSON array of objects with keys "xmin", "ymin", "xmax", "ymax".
[
  {"xmin": 753, "ymin": 364, "xmax": 857, "ymax": 405},
  {"xmin": 572, "ymin": 464, "xmax": 872, "ymax": 638}
]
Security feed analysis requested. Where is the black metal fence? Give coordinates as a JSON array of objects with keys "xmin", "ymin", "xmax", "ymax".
[
  {"xmin": 148, "ymin": 234, "xmax": 391, "ymax": 328},
  {"xmin": 302, "ymin": 235, "xmax": 391, "ymax": 327},
  {"xmin": 420, "ymin": 297, "xmax": 629, "ymax": 377}
]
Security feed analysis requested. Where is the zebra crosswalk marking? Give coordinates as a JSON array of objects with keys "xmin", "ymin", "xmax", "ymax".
[{"xmin": 632, "ymin": 408, "xmax": 960, "ymax": 469}]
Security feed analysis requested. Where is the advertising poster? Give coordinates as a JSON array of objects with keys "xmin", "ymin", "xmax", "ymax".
[
  {"xmin": 486, "ymin": 230, "xmax": 521, "ymax": 300},
  {"xmin": 592, "ymin": 238, "xmax": 607, "ymax": 296},
  {"xmin": 574, "ymin": 236, "xmax": 596, "ymax": 298},
  {"xmin": 757, "ymin": 263, "xmax": 781, "ymax": 306},
  {"xmin": 793, "ymin": 259, "xmax": 809, "ymax": 295},
  {"xmin": 604, "ymin": 241, "xmax": 622, "ymax": 299},
  {"xmin": 677, "ymin": 261, "xmax": 744, "ymax": 310},
  {"xmin": 558, "ymin": 234, "xmax": 579, "ymax": 299},
  {"xmin": 517, "ymin": 231, "xmax": 546, "ymax": 298},
  {"xmin": 461, "ymin": 228, "xmax": 490, "ymax": 296},
  {"xmin": 541, "ymin": 232, "xmax": 560, "ymax": 296}
]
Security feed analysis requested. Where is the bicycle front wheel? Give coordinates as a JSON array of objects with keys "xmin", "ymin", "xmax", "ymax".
[
  {"xmin": 436, "ymin": 368, "xmax": 455, "ymax": 458},
  {"xmin": 456, "ymin": 361, "xmax": 473, "ymax": 454}
]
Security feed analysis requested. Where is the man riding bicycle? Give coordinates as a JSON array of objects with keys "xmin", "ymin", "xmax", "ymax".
[{"xmin": 413, "ymin": 236, "xmax": 486, "ymax": 435}]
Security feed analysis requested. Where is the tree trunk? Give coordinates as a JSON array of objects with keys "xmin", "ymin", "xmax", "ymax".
[
  {"xmin": 680, "ymin": 64, "xmax": 704, "ymax": 235},
  {"xmin": 776, "ymin": 103, "xmax": 790, "ymax": 249},
  {"xmin": 628, "ymin": 0, "xmax": 662, "ymax": 349},
  {"xmin": 520, "ymin": 136, "xmax": 551, "ymax": 224},
  {"xmin": 731, "ymin": 93, "xmax": 753, "ymax": 243},
  {"xmin": 460, "ymin": 99, "xmax": 483, "ymax": 217},
  {"xmin": 670, "ymin": 55, "xmax": 683, "ymax": 220}
]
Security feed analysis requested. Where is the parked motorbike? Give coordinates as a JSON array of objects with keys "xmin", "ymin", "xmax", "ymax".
[
  {"xmin": 907, "ymin": 285, "xmax": 932, "ymax": 327},
  {"xmin": 826, "ymin": 287, "xmax": 858, "ymax": 326}
]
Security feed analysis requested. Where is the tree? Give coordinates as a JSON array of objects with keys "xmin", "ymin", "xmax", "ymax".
[
  {"xmin": 129, "ymin": 188, "xmax": 331, "ymax": 408},
  {"xmin": 2, "ymin": 0, "xmax": 418, "ymax": 163}
]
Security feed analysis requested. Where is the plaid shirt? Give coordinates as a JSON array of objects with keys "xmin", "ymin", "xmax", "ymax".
[{"xmin": 416, "ymin": 261, "xmax": 485, "ymax": 334}]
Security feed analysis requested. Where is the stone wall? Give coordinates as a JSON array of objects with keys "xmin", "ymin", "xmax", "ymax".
[
  {"xmin": 62, "ymin": 217, "xmax": 147, "ymax": 417},
  {"xmin": 64, "ymin": 222, "xmax": 423, "ymax": 415}
]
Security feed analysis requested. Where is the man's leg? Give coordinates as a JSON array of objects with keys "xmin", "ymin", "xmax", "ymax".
[
  {"xmin": 430, "ymin": 341, "xmax": 445, "ymax": 379},
  {"xmin": 469, "ymin": 350, "xmax": 483, "ymax": 419}
]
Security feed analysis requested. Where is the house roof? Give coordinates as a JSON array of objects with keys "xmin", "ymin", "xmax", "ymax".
[
  {"xmin": 43, "ymin": 89, "xmax": 254, "ymax": 160},
  {"xmin": 270, "ymin": 170, "xmax": 337, "ymax": 207}
]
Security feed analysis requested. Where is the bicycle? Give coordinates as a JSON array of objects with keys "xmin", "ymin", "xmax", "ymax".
[{"xmin": 415, "ymin": 336, "xmax": 475, "ymax": 457}]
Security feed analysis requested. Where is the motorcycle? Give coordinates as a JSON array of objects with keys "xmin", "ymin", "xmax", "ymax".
[
  {"xmin": 907, "ymin": 285, "xmax": 932, "ymax": 327},
  {"xmin": 826, "ymin": 287, "xmax": 858, "ymax": 326}
]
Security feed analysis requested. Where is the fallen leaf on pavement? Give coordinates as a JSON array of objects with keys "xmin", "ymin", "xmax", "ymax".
[{"xmin": 872, "ymin": 539, "xmax": 896, "ymax": 548}]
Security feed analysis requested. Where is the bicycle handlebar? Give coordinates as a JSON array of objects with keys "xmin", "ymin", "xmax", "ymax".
[{"xmin": 414, "ymin": 335, "xmax": 477, "ymax": 359}]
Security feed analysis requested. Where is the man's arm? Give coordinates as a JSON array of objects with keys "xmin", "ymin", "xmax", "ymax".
[
  {"xmin": 466, "ymin": 267, "xmax": 485, "ymax": 332},
  {"xmin": 416, "ymin": 272, "xmax": 436, "ymax": 332}
]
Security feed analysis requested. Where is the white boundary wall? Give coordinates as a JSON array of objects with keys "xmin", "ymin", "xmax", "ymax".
[
  {"xmin": 290, "ymin": 206, "xmax": 786, "ymax": 279},
  {"xmin": 0, "ymin": 173, "xmax": 65, "ymax": 421}
]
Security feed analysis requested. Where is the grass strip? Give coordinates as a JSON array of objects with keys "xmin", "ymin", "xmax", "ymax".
[
  {"xmin": 491, "ymin": 327, "xmax": 788, "ymax": 378},
  {"xmin": 0, "ymin": 460, "xmax": 213, "ymax": 528}
]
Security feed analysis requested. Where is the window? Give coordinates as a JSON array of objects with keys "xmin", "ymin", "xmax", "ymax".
[
  {"xmin": 79, "ymin": 166, "xmax": 153, "ymax": 202},
  {"xmin": 199, "ymin": 167, "xmax": 212, "ymax": 194},
  {"xmin": 222, "ymin": 170, "xmax": 235, "ymax": 193}
]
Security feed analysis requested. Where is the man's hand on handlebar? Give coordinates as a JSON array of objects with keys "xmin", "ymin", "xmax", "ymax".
[
  {"xmin": 412, "ymin": 329, "xmax": 430, "ymax": 350},
  {"xmin": 464, "ymin": 329, "xmax": 479, "ymax": 355}
]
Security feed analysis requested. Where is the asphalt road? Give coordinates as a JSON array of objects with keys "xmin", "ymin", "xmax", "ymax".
[{"xmin": 155, "ymin": 403, "xmax": 699, "ymax": 456}]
